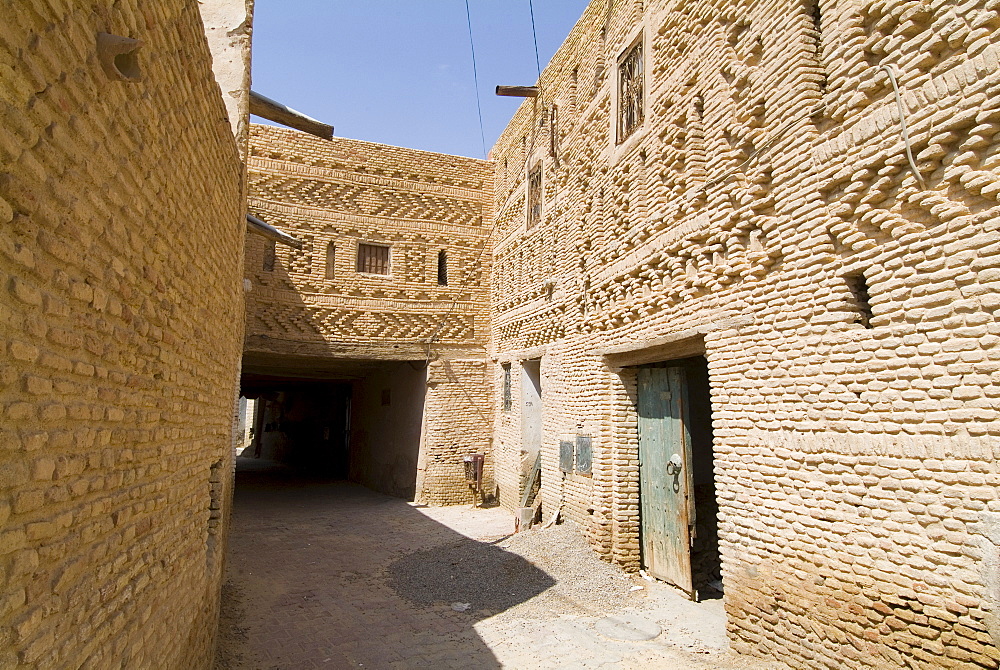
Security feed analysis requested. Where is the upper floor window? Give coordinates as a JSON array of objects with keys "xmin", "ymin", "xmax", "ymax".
[
  {"xmin": 527, "ymin": 164, "xmax": 542, "ymax": 229},
  {"xmin": 501, "ymin": 363, "xmax": 512, "ymax": 412},
  {"xmin": 617, "ymin": 39, "xmax": 644, "ymax": 142},
  {"xmin": 437, "ymin": 250, "xmax": 448, "ymax": 286},
  {"xmin": 325, "ymin": 242, "xmax": 336, "ymax": 279},
  {"xmin": 357, "ymin": 243, "xmax": 390, "ymax": 275},
  {"xmin": 846, "ymin": 272, "xmax": 874, "ymax": 328}
]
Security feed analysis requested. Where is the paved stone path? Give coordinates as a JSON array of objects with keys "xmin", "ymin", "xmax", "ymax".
[{"xmin": 215, "ymin": 459, "xmax": 781, "ymax": 669}]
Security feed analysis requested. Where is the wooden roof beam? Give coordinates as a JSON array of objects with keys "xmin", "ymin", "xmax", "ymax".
[
  {"xmin": 495, "ymin": 86, "xmax": 539, "ymax": 98},
  {"xmin": 246, "ymin": 214, "xmax": 304, "ymax": 249},
  {"xmin": 249, "ymin": 91, "xmax": 334, "ymax": 140}
]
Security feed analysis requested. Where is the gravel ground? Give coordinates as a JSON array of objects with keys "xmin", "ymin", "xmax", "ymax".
[
  {"xmin": 494, "ymin": 522, "xmax": 641, "ymax": 619},
  {"xmin": 388, "ymin": 520, "xmax": 643, "ymax": 622},
  {"xmin": 218, "ymin": 470, "xmax": 783, "ymax": 669}
]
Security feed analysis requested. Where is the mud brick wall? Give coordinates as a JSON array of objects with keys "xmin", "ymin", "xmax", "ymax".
[
  {"xmin": 0, "ymin": 2, "xmax": 246, "ymax": 667},
  {"xmin": 351, "ymin": 363, "xmax": 426, "ymax": 500},
  {"xmin": 418, "ymin": 358, "xmax": 494, "ymax": 506},
  {"xmin": 245, "ymin": 125, "xmax": 493, "ymax": 354},
  {"xmin": 245, "ymin": 126, "xmax": 495, "ymax": 505},
  {"xmin": 489, "ymin": 0, "xmax": 1000, "ymax": 667}
]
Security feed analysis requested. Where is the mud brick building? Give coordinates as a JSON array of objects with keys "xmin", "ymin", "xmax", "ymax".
[
  {"xmin": 0, "ymin": 0, "xmax": 251, "ymax": 666},
  {"xmin": 242, "ymin": 125, "xmax": 494, "ymax": 505},
  {"xmin": 487, "ymin": 0, "xmax": 1000, "ymax": 668},
  {"xmin": 4, "ymin": 0, "xmax": 1000, "ymax": 668}
]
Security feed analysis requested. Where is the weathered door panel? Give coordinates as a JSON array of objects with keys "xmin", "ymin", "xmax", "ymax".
[
  {"xmin": 637, "ymin": 366, "xmax": 695, "ymax": 598},
  {"xmin": 521, "ymin": 360, "xmax": 542, "ymax": 456}
]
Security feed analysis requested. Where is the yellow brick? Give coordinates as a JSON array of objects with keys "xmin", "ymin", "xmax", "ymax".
[
  {"xmin": 9, "ymin": 277, "xmax": 41, "ymax": 306},
  {"xmin": 8, "ymin": 341, "xmax": 38, "ymax": 362}
]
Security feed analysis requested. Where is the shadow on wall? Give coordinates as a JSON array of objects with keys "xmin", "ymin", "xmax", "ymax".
[
  {"xmin": 350, "ymin": 361, "xmax": 427, "ymax": 500},
  {"xmin": 217, "ymin": 459, "xmax": 554, "ymax": 668}
]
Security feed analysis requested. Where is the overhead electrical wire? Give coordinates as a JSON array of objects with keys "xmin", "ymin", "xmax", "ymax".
[
  {"xmin": 424, "ymin": 0, "xmax": 558, "ymax": 361},
  {"xmin": 529, "ymin": 0, "xmax": 542, "ymax": 81},
  {"xmin": 465, "ymin": 0, "xmax": 488, "ymax": 159},
  {"xmin": 420, "ymin": 1, "xmax": 506, "ymax": 361}
]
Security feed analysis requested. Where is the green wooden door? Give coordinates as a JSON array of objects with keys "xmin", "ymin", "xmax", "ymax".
[{"xmin": 637, "ymin": 366, "xmax": 695, "ymax": 598}]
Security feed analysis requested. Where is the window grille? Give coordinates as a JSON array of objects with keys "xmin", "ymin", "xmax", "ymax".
[
  {"xmin": 357, "ymin": 243, "xmax": 390, "ymax": 275},
  {"xmin": 325, "ymin": 242, "xmax": 335, "ymax": 279},
  {"xmin": 617, "ymin": 40, "xmax": 644, "ymax": 142},
  {"xmin": 527, "ymin": 164, "xmax": 542, "ymax": 229},
  {"xmin": 437, "ymin": 250, "xmax": 448, "ymax": 286},
  {"xmin": 502, "ymin": 363, "xmax": 512, "ymax": 412}
]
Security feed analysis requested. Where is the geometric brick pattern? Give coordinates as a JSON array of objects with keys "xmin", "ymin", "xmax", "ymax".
[
  {"xmin": 245, "ymin": 127, "xmax": 495, "ymax": 508},
  {"xmin": 245, "ymin": 125, "xmax": 493, "ymax": 348},
  {"xmin": 488, "ymin": 1, "xmax": 1000, "ymax": 668}
]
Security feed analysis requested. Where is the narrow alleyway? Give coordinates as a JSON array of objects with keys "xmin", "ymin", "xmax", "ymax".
[{"xmin": 215, "ymin": 458, "xmax": 781, "ymax": 669}]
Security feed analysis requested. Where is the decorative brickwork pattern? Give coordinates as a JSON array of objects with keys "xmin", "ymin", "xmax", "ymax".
[
  {"xmin": 489, "ymin": 0, "xmax": 1000, "ymax": 667},
  {"xmin": 245, "ymin": 126, "xmax": 495, "ymax": 506},
  {"xmin": 245, "ymin": 125, "xmax": 493, "ymax": 354},
  {"xmin": 0, "ymin": 2, "xmax": 246, "ymax": 667}
]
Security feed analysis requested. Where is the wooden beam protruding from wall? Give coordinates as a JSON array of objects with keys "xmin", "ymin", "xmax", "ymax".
[
  {"xmin": 496, "ymin": 85, "xmax": 539, "ymax": 98},
  {"xmin": 249, "ymin": 91, "xmax": 334, "ymax": 140},
  {"xmin": 246, "ymin": 214, "xmax": 304, "ymax": 249}
]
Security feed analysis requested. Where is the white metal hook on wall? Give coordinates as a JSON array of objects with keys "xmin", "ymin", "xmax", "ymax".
[{"xmin": 875, "ymin": 64, "xmax": 927, "ymax": 191}]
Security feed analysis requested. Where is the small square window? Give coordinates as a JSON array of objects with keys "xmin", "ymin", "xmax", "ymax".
[
  {"xmin": 617, "ymin": 40, "xmax": 644, "ymax": 142},
  {"xmin": 357, "ymin": 243, "xmax": 390, "ymax": 275}
]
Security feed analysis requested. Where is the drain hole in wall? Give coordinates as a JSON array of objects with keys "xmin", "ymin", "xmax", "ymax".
[
  {"xmin": 114, "ymin": 52, "xmax": 141, "ymax": 80},
  {"xmin": 97, "ymin": 33, "xmax": 144, "ymax": 82}
]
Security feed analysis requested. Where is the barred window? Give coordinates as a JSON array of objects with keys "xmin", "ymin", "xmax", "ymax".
[
  {"xmin": 617, "ymin": 40, "xmax": 644, "ymax": 142},
  {"xmin": 357, "ymin": 243, "xmax": 390, "ymax": 275},
  {"xmin": 527, "ymin": 164, "xmax": 542, "ymax": 229},
  {"xmin": 502, "ymin": 363, "xmax": 512, "ymax": 412}
]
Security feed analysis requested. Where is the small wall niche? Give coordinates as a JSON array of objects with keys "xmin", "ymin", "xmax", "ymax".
[
  {"xmin": 263, "ymin": 240, "xmax": 276, "ymax": 271},
  {"xmin": 437, "ymin": 250, "xmax": 448, "ymax": 286},
  {"xmin": 846, "ymin": 272, "xmax": 874, "ymax": 328},
  {"xmin": 325, "ymin": 242, "xmax": 336, "ymax": 280}
]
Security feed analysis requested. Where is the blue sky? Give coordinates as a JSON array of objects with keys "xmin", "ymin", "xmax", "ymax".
[{"xmin": 250, "ymin": 1, "xmax": 590, "ymax": 158}]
